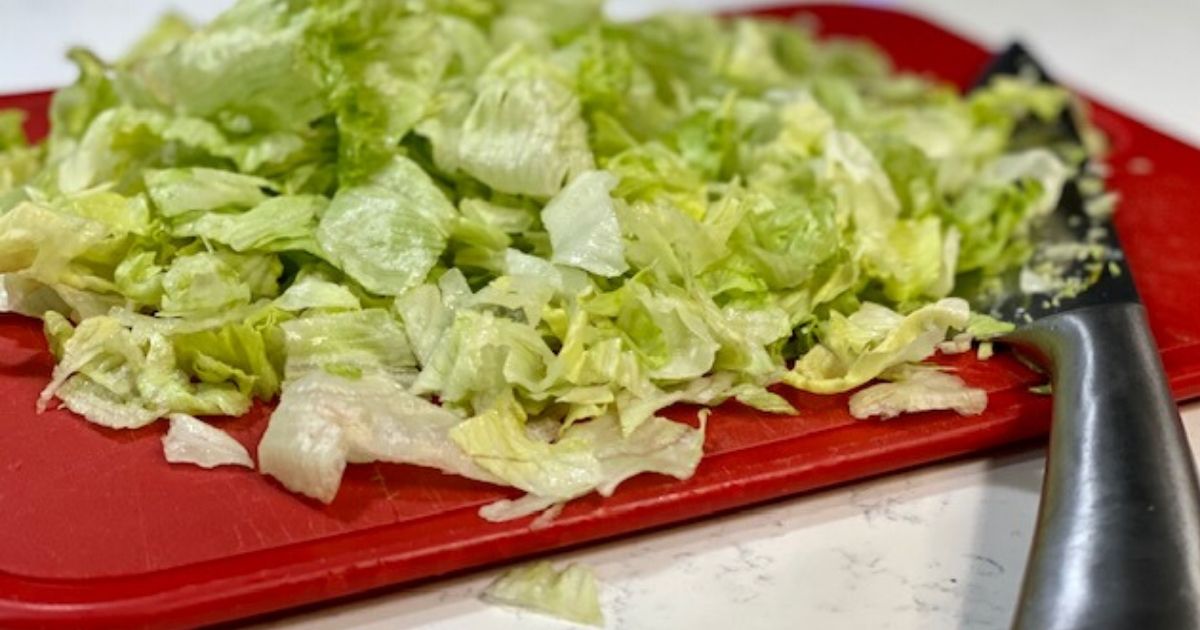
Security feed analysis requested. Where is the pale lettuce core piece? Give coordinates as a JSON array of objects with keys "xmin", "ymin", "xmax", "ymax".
[
  {"xmin": 849, "ymin": 367, "xmax": 987, "ymax": 420},
  {"xmin": 162, "ymin": 413, "xmax": 254, "ymax": 469},
  {"xmin": 0, "ymin": 0, "xmax": 1101, "ymax": 519}
]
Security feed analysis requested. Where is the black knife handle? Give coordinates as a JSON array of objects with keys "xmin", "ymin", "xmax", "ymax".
[{"xmin": 1006, "ymin": 303, "xmax": 1200, "ymax": 630}]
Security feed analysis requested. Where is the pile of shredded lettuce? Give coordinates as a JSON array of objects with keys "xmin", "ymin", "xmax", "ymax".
[{"xmin": 0, "ymin": 0, "xmax": 1089, "ymax": 519}]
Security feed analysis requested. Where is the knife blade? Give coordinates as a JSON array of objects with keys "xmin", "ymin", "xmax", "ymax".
[{"xmin": 971, "ymin": 44, "xmax": 1200, "ymax": 630}]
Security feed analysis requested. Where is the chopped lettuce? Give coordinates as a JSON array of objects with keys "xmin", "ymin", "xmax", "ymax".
[
  {"xmin": 39, "ymin": 315, "xmax": 253, "ymax": 428},
  {"xmin": 3, "ymin": 0, "xmax": 1103, "ymax": 518},
  {"xmin": 274, "ymin": 272, "xmax": 361, "ymax": 312},
  {"xmin": 316, "ymin": 156, "xmax": 456, "ymax": 296},
  {"xmin": 482, "ymin": 561, "xmax": 604, "ymax": 627},
  {"xmin": 173, "ymin": 194, "xmax": 327, "ymax": 254},
  {"xmin": 281, "ymin": 309, "xmax": 416, "ymax": 382},
  {"xmin": 450, "ymin": 393, "xmax": 604, "ymax": 504},
  {"xmin": 145, "ymin": 167, "xmax": 273, "ymax": 217},
  {"xmin": 783, "ymin": 298, "xmax": 971, "ymax": 394},
  {"xmin": 421, "ymin": 73, "xmax": 595, "ymax": 198},
  {"xmin": 849, "ymin": 366, "xmax": 987, "ymax": 420},
  {"xmin": 966, "ymin": 312, "xmax": 1017, "ymax": 339},
  {"xmin": 0, "ymin": 110, "xmax": 42, "ymax": 198},
  {"xmin": 466, "ymin": 406, "xmax": 705, "ymax": 521},
  {"xmin": 258, "ymin": 371, "xmax": 497, "ymax": 503},
  {"xmin": 162, "ymin": 413, "xmax": 254, "ymax": 469},
  {"xmin": 541, "ymin": 170, "xmax": 629, "ymax": 277}
]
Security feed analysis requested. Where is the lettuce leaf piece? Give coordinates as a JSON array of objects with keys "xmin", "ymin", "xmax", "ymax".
[
  {"xmin": 482, "ymin": 561, "xmax": 604, "ymax": 627},
  {"xmin": 55, "ymin": 107, "xmax": 225, "ymax": 194},
  {"xmin": 125, "ymin": 5, "xmax": 325, "ymax": 133},
  {"xmin": 258, "ymin": 371, "xmax": 497, "ymax": 503},
  {"xmin": 578, "ymin": 412, "xmax": 704, "ymax": 496},
  {"xmin": 966, "ymin": 312, "xmax": 1015, "ymax": 339},
  {"xmin": 1, "ymin": 277, "xmax": 75, "ymax": 321},
  {"xmin": 450, "ymin": 393, "xmax": 602, "ymax": 502},
  {"xmin": 53, "ymin": 375, "xmax": 167, "ymax": 430},
  {"xmin": 2, "ymin": 278, "xmax": 122, "ymax": 321},
  {"xmin": 947, "ymin": 150, "xmax": 1070, "ymax": 277},
  {"xmin": 0, "ymin": 110, "xmax": 42, "ymax": 196},
  {"xmin": 314, "ymin": 10, "xmax": 475, "ymax": 177},
  {"xmin": 461, "ymin": 198, "xmax": 538, "ymax": 235},
  {"xmin": 784, "ymin": 298, "xmax": 970, "ymax": 394},
  {"xmin": 0, "ymin": 201, "xmax": 108, "ymax": 282},
  {"xmin": 47, "ymin": 48, "xmax": 118, "ymax": 151},
  {"xmin": 159, "ymin": 252, "xmax": 254, "ymax": 317},
  {"xmin": 173, "ymin": 194, "xmax": 327, "ymax": 254},
  {"xmin": 317, "ymin": 156, "xmax": 456, "ymax": 296},
  {"xmin": 38, "ymin": 316, "xmax": 145, "ymax": 414},
  {"xmin": 162, "ymin": 413, "xmax": 254, "ymax": 469},
  {"xmin": 0, "ymin": 202, "xmax": 138, "ymax": 320},
  {"xmin": 422, "ymin": 74, "xmax": 594, "ymax": 197},
  {"xmin": 145, "ymin": 167, "xmax": 273, "ymax": 218},
  {"xmin": 875, "ymin": 217, "xmax": 950, "ymax": 302},
  {"xmin": 612, "ymin": 372, "xmax": 729, "ymax": 435},
  {"xmin": 38, "ymin": 316, "xmax": 252, "ymax": 428},
  {"xmin": 821, "ymin": 130, "xmax": 903, "ymax": 267},
  {"xmin": 617, "ymin": 283, "xmax": 719, "ymax": 381},
  {"xmin": 469, "ymin": 274, "xmax": 556, "ymax": 326},
  {"xmin": 52, "ymin": 105, "xmax": 319, "ymax": 196},
  {"xmin": 280, "ymin": 309, "xmax": 416, "ymax": 382},
  {"xmin": 849, "ymin": 366, "xmax": 987, "ymax": 420},
  {"xmin": 55, "ymin": 189, "xmax": 155, "ymax": 236},
  {"xmin": 393, "ymin": 282, "xmax": 456, "ymax": 368},
  {"xmin": 413, "ymin": 309, "xmax": 556, "ymax": 412},
  {"xmin": 607, "ymin": 144, "xmax": 709, "ymax": 221},
  {"xmin": 727, "ymin": 190, "xmax": 839, "ymax": 291},
  {"xmin": 120, "ymin": 13, "xmax": 195, "ymax": 64},
  {"xmin": 173, "ymin": 312, "xmax": 285, "ymax": 400},
  {"xmin": 730, "ymin": 382, "xmax": 797, "ymax": 414},
  {"xmin": 504, "ymin": 249, "xmax": 588, "ymax": 296},
  {"xmin": 0, "ymin": 109, "xmax": 28, "ymax": 150},
  {"xmin": 541, "ymin": 170, "xmax": 629, "ymax": 277},
  {"xmin": 476, "ymin": 412, "xmax": 705, "ymax": 521},
  {"xmin": 274, "ymin": 271, "xmax": 361, "ymax": 312},
  {"xmin": 980, "ymin": 148, "xmax": 1071, "ymax": 218}
]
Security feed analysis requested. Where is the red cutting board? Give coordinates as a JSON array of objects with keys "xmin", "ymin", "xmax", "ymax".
[{"xmin": 3, "ymin": 5, "xmax": 1200, "ymax": 629}]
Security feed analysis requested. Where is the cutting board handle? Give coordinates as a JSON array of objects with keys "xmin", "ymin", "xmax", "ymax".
[{"xmin": 1007, "ymin": 303, "xmax": 1200, "ymax": 630}]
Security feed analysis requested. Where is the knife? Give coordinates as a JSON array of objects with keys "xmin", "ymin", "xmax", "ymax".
[{"xmin": 970, "ymin": 44, "xmax": 1200, "ymax": 630}]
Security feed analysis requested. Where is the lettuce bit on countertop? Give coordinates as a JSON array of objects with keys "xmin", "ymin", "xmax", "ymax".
[
  {"xmin": 0, "ymin": 0, "xmax": 1103, "ymax": 518},
  {"xmin": 483, "ymin": 561, "xmax": 604, "ymax": 627}
]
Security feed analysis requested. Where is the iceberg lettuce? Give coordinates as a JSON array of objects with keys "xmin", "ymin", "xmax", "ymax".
[
  {"xmin": 162, "ymin": 413, "xmax": 254, "ymax": 469},
  {"xmin": 0, "ymin": 0, "xmax": 1100, "ymax": 519}
]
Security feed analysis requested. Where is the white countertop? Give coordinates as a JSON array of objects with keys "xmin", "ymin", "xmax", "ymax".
[{"xmin": 3, "ymin": 2, "xmax": 1198, "ymax": 629}]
